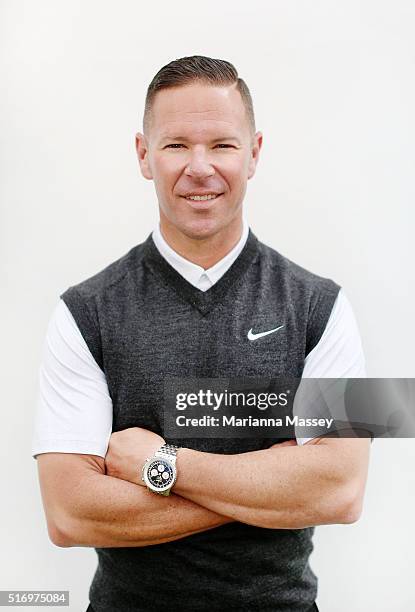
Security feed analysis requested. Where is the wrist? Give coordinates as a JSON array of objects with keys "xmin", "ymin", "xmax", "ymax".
[
  {"xmin": 173, "ymin": 447, "xmax": 197, "ymax": 495},
  {"xmin": 136, "ymin": 437, "xmax": 166, "ymax": 486}
]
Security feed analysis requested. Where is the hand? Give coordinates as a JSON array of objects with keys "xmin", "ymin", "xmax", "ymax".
[{"xmin": 105, "ymin": 427, "xmax": 165, "ymax": 486}]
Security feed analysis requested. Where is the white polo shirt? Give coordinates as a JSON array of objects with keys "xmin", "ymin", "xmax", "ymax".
[{"xmin": 32, "ymin": 221, "xmax": 366, "ymax": 457}]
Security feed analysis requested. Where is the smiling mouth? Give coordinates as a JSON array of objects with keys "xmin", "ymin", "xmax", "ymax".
[{"xmin": 181, "ymin": 193, "xmax": 224, "ymax": 202}]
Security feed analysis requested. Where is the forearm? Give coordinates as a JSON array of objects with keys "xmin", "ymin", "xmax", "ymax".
[
  {"xmin": 38, "ymin": 455, "xmax": 232, "ymax": 548},
  {"xmin": 174, "ymin": 441, "xmax": 366, "ymax": 529}
]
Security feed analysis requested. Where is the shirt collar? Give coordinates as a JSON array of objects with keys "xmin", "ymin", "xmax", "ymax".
[{"xmin": 151, "ymin": 219, "xmax": 249, "ymax": 291}]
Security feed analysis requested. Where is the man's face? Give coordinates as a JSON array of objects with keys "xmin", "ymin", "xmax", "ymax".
[{"xmin": 136, "ymin": 82, "xmax": 262, "ymax": 240}]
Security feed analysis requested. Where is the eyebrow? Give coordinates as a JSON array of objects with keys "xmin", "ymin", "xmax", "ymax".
[{"xmin": 159, "ymin": 136, "xmax": 241, "ymax": 145}]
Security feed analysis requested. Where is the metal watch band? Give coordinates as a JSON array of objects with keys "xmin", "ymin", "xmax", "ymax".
[{"xmin": 155, "ymin": 443, "xmax": 179, "ymax": 462}]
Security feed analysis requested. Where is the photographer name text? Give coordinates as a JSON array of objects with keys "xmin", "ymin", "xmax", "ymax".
[{"xmin": 175, "ymin": 415, "xmax": 334, "ymax": 428}]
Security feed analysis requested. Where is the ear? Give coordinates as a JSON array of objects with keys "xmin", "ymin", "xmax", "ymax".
[
  {"xmin": 135, "ymin": 132, "xmax": 153, "ymax": 180},
  {"xmin": 247, "ymin": 131, "xmax": 263, "ymax": 180}
]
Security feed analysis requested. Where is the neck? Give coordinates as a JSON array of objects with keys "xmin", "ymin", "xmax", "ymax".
[{"xmin": 158, "ymin": 215, "xmax": 244, "ymax": 269}]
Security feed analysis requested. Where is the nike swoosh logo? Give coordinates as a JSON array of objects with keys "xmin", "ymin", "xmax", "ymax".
[{"xmin": 247, "ymin": 325, "xmax": 285, "ymax": 341}]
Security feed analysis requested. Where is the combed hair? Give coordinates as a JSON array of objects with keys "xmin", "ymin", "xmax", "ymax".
[{"xmin": 143, "ymin": 55, "xmax": 256, "ymax": 135}]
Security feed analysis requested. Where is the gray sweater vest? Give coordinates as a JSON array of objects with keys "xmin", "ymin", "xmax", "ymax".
[{"xmin": 61, "ymin": 229, "xmax": 340, "ymax": 612}]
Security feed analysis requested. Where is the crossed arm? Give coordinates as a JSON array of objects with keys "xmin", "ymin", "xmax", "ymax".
[{"xmin": 37, "ymin": 427, "xmax": 370, "ymax": 548}]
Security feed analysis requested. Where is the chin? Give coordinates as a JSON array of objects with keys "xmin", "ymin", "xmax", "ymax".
[{"xmin": 177, "ymin": 217, "xmax": 223, "ymax": 240}]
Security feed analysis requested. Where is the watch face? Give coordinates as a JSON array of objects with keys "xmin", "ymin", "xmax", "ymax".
[{"xmin": 145, "ymin": 458, "xmax": 175, "ymax": 490}]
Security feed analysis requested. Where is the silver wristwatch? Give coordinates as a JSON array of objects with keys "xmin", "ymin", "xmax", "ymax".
[{"xmin": 141, "ymin": 443, "xmax": 180, "ymax": 496}]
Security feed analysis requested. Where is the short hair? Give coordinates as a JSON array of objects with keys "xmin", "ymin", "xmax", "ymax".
[{"xmin": 143, "ymin": 55, "xmax": 256, "ymax": 136}]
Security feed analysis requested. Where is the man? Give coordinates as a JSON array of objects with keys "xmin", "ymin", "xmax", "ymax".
[{"xmin": 33, "ymin": 56, "xmax": 370, "ymax": 612}]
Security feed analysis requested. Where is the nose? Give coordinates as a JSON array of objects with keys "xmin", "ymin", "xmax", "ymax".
[{"xmin": 184, "ymin": 149, "xmax": 215, "ymax": 179}]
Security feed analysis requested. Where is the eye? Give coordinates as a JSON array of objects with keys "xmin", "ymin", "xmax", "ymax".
[
  {"xmin": 215, "ymin": 144, "xmax": 234, "ymax": 148},
  {"xmin": 164, "ymin": 143, "xmax": 184, "ymax": 149}
]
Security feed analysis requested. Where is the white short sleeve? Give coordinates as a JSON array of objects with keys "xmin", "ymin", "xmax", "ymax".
[
  {"xmin": 31, "ymin": 299, "xmax": 113, "ymax": 459},
  {"xmin": 296, "ymin": 288, "xmax": 367, "ymax": 445}
]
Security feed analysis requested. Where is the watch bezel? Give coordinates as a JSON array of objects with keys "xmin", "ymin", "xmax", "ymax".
[{"xmin": 141, "ymin": 456, "xmax": 177, "ymax": 493}]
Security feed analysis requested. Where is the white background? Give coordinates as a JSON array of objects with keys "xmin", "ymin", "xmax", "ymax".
[{"xmin": 1, "ymin": 1, "xmax": 414, "ymax": 610}]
